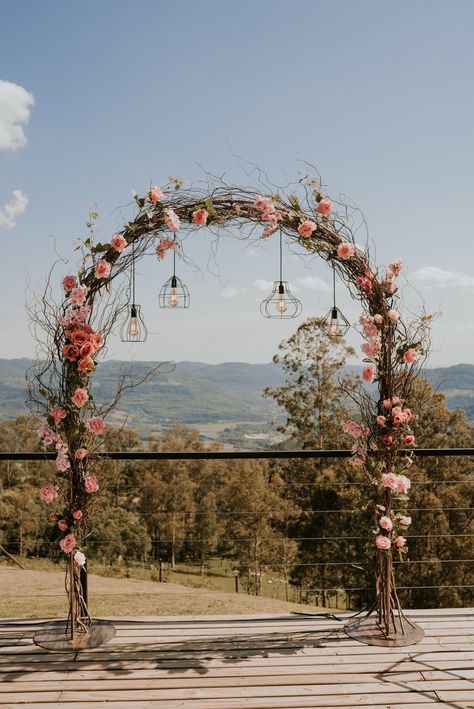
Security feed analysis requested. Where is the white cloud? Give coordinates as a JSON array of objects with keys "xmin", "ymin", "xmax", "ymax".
[
  {"xmin": 296, "ymin": 275, "xmax": 330, "ymax": 291},
  {"xmin": 0, "ymin": 80, "xmax": 35, "ymax": 151},
  {"xmin": 0, "ymin": 190, "xmax": 28, "ymax": 229},
  {"xmin": 411, "ymin": 266, "xmax": 474, "ymax": 289},
  {"xmin": 221, "ymin": 286, "xmax": 248, "ymax": 299},
  {"xmin": 253, "ymin": 278, "xmax": 275, "ymax": 293}
]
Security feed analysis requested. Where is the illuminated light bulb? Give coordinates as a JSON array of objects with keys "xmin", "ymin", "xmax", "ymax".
[
  {"xmin": 168, "ymin": 287, "xmax": 179, "ymax": 307},
  {"xmin": 128, "ymin": 317, "xmax": 139, "ymax": 338},
  {"xmin": 328, "ymin": 308, "xmax": 340, "ymax": 337},
  {"xmin": 276, "ymin": 294, "xmax": 287, "ymax": 314}
]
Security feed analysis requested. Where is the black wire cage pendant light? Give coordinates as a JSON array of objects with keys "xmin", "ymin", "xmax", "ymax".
[
  {"xmin": 321, "ymin": 263, "xmax": 350, "ymax": 337},
  {"xmin": 120, "ymin": 241, "xmax": 148, "ymax": 342},
  {"xmin": 159, "ymin": 239, "xmax": 190, "ymax": 309},
  {"xmin": 260, "ymin": 229, "xmax": 302, "ymax": 319}
]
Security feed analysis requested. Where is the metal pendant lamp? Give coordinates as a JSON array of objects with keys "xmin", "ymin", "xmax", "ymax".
[{"xmin": 260, "ymin": 229, "xmax": 302, "ymax": 319}]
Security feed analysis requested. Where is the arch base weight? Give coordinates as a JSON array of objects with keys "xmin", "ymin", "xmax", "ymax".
[
  {"xmin": 344, "ymin": 614, "xmax": 424, "ymax": 647},
  {"xmin": 34, "ymin": 618, "xmax": 116, "ymax": 651}
]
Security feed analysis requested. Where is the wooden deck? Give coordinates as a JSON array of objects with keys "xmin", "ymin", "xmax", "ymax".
[{"xmin": 0, "ymin": 609, "xmax": 473, "ymax": 708}]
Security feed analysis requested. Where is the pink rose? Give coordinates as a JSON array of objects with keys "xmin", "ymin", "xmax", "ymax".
[
  {"xmin": 316, "ymin": 197, "xmax": 332, "ymax": 216},
  {"xmin": 75, "ymin": 448, "xmax": 87, "ymax": 460},
  {"xmin": 48, "ymin": 512, "xmax": 60, "ymax": 522},
  {"xmin": 375, "ymin": 535, "xmax": 391, "ymax": 550},
  {"xmin": 156, "ymin": 236, "xmax": 176, "ymax": 261},
  {"xmin": 50, "ymin": 406, "xmax": 67, "ymax": 424},
  {"xmin": 396, "ymin": 475, "xmax": 411, "ymax": 494},
  {"xmin": 79, "ymin": 341, "xmax": 95, "ymax": 358},
  {"xmin": 72, "ymin": 510, "xmax": 83, "ymax": 520},
  {"xmin": 84, "ymin": 475, "xmax": 99, "ymax": 493},
  {"xmin": 70, "ymin": 285, "xmax": 88, "ymax": 306},
  {"xmin": 192, "ymin": 208, "xmax": 208, "ymax": 226},
  {"xmin": 362, "ymin": 365, "xmax": 376, "ymax": 383},
  {"xmin": 382, "ymin": 399, "xmax": 392, "ymax": 409},
  {"xmin": 395, "ymin": 536, "xmax": 407, "ymax": 548},
  {"xmin": 86, "ymin": 416, "xmax": 105, "ymax": 435},
  {"xmin": 388, "ymin": 309, "xmax": 399, "ymax": 322},
  {"xmin": 74, "ymin": 550, "xmax": 86, "ymax": 566},
  {"xmin": 388, "ymin": 260, "xmax": 403, "ymax": 278},
  {"xmin": 392, "ymin": 414, "xmax": 404, "ymax": 427},
  {"xmin": 403, "ymin": 348, "xmax": 418, "ymax": 364},
  {"xmin": 94, "ymin": 259, "xmax": 111, "ymax": 279},
  {"xmin": 399, "ymin": 515, "xmax": 412, "ymax": 527},
  {"xmin": 337, "ymin": 243, "xmax": 355, "ymax": 260},
  {"xmin": 111, "ymin": 234, "xmax": 127, "ymax": 253},
  {"xmin": 78, "ymin": 356, "xmax": 95, "ymax": 372},
  {"xmin": 149, "ymin": 186, "xmax": 164, "ymax": 204},
  {"xmin": 71, "ymin": 388, "xmax": 89, "ymax": 408},
  {"xmin": 382, "ymin": 435, "xmax": 393, "ymax": 446},
  {"xmin": 297, "ymin": 220, "xmax": 316, "ymax": 238},
  {"xmin": 63, "ymin": 344, "xmax": 80, "ymax": 361},
  {"xmin": 262, "ymin": 224, "xmax": 278, "ymax": 239},
  {"xmin": 373, "ymin": 314, "xmax": 383, "ymax": 326},
  {"xmin": 404, "ymin": 435, "xmax": 415, "ymax": 446},
  {"xmin": 58, "ymin": 519, "xmax": 69, "ymax": 532},
  {"xmin": 62, "ymin": 275, "xmax": 77, "ymax": 292},
  {"xmin": 379, "ymin": 516, "xmax": 393, "ymax": 531},
  {"xmin": 40, "ymin": 484, "xmax": 59, "ymax": 504},
  {"xmin": 89, "ymin": 333, "xmax": 103, "ymax": 351},
  {"xmin": 70, "ymin": 329, "xmax": 91, "ymax": 347},
  {"xmin": 382, "ymin": 472, "xmax": 398, "ymax": 490},
  {"xmin": 56, "ymin": 453, "xmax": 70, "ymax": 472},
  {"xmin": 164, "ymin": 208, "xmax": 180, "ymax": 233},
  {"xmin": 376, "ymin": 415, "xmax": 387, "ymax": 427},
  {"xmin": 59, "ymin": 534, "xmax": 77, "ymax": 554}
]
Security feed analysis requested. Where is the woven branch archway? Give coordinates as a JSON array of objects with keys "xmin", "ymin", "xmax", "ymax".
[{"xmin": 31, "ymin": 172, "xmax": 430, "ymax": 647}]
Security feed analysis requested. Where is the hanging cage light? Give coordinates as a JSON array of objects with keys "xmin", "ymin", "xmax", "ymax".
[
  {"xmin": 120, "ymin": 241, "xmax": 148, "ymax": 342},
  {"xmin": 260, "ymin": 230, "xmax": 302, "ymax": 319},
  {"xmin": 321, "ymin": 263, "xmax": 350, "ymax": 337},
  {"xmin": 159, "ymin": 241, "xmax": 190, "ymax": 309}
]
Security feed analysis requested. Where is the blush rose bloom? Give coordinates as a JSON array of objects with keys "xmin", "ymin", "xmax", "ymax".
[
  {"xmin": 58, "ymin": 519, "xmax": 69, "ymax": 532},
  {"xmin": 84, "ymin": 475, "xmax": 99, "ymax": 493},
  {"xmin": 111, "ymin": 234, "xmax": 127, "ymax": 253},
  {"xmin": 72, "ymin": 510, "xmax": 83, "ymax": 520},
  {"xmin": 376, "ymin": 415, "xmax": 387, "ymax": 426},
  {"xmin": 316, "ymin": 197, "xmax": 332, "ymax": 216},
  {"xmin": 396, "ymin": 474, "xmax": 411, "ymax": 494},
  {"xmin": 379, "ymin": 516, "xmax": 393, "ymax": 531},
  {"xmin": 75, "ymin": 448, "xmax": 87, "ymax": 460},
  {"xmin": 59, "ymin": 534, "xmax": 77, "ymax": 554},
  {"xmin": 78, "ymin": 356, "xmax": 95, "ymax": 372},
  {"xmin": 86, "ymin": 416, "xmax": 105, "ymax": 435},
  {"xmin": 399, "ymin": 515, "xmax": 412, "ymax": 526},
  {"xmin": 375, "ymin": 535, "xmax": 391, "ymax": 550},
  {"xmin": 149, "ymin": 186, "xmax": 164, "ymax": 203},
  {"xmin": 164, "ymin": 208, "xmax": 180, "ymax": 233},
  {"xmin": 94, "ymin": 259, "xmax": 111, "ymax": 279},
  {"xmin": 395, "ymin": 536, "xmax": 407, "ymax": 548},
  {"xmin": 50, "ymin": 406, "xmax": 67, "ymax": 424},
  {"xmin": 79, "ymin": 342, "xmax": 95, "ymax": 358},
  {"xmin": 382, "ymin": 472, "xmax": 398, "ymax": 490},
  {"xmin": 388, "ymin": 309, "xmax": 400, "ymax": 322},
  {"xmin": 63, "ymin": 344, "xmax": 80, "ymax": 361},
  {"xmin": 40, "ymin": 484, "xmax": 59, "ymax": 504},
  {"xmin": 403, "ymin": 348, "xmax": 418, "ymax": 364},
  {"xmin": 362, "ymin": 365, "xmax": 376, "ymax": 383},
  {"xmin": 74, "ymin": 550, "xmax": 86, "ymax": 566},
  {"xmin": 337, "ymin": 243, "xmax": 355, "ymax": 260},
  {"xmin": 192, "ymin": 208, "xmax": 208, "ymax": 226},
  {"xmin": 297, "ymin": 220, "xmax": 316, "ymax": 238},
  {"xmin": 70, "ymin": 285, "xmax": 88, "ymax": 306},
  {"xmin": 71, "ymin": 388, "xmax": 89, "ymax": 408},
  {"xmin": 382, "ymin": 435, "xmax": 393, "ymax": 446},
  {"xmin": 62, "ymin": 275, "xmax": 77, "ymax": 292},
  {"xmin": 404, "ymin": 434, "xmax": 416, "ymax": 446}
]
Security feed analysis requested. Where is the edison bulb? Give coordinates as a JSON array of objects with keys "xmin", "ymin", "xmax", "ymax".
[
  {"xmin": 128, "ymin": 316, "xmax": 139, "ymax": 338},
  {"xmin": 168, "ymin": 287, "xmax": 179, "ymax": 307},
  {"xmin": 328, "ymin": 317, "xmax": 340, "ymax": 337},
  {"xmin": 276, "ymin": 294, "xmax": 287, "ymax": 314}
]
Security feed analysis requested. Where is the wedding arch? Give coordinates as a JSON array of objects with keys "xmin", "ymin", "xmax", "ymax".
[{"xmin": 30, "ymin": 170, "xmax": 430, "ymax": 648}]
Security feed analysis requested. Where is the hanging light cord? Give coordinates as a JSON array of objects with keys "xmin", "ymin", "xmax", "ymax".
[
  {"xmin": 332, "ymin": 263, "xmax": 336, "ymax": 309},
  {"xmin": 173, "ymin": 235, "xmax": 176, "ymax": 278},
  {"xmin": 131, "ymin": 239, "xmax": 136, "ymax": 305},
  {"xmin": 279, "ymin": 229, "xmax": 283, "ymax": 283}
]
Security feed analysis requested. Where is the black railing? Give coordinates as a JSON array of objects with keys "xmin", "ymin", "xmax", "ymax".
[{"xmin": 0, "ymin": 447, "xmax": 472, "ymax": 612}]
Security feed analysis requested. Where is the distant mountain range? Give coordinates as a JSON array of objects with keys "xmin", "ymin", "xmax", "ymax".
[{"xmin": 0, "ymin": 359, "xmax": 472, "ymax": 446}]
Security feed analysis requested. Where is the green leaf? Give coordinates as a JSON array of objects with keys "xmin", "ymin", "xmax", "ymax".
[{"xmin": 289, "ymin": 194, "xmax": 301, "ymax": 209}]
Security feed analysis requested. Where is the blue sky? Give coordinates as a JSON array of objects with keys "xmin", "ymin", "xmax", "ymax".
[{"xmin": 1, "ymin": 0, "xmax": 473, "ymax": 366}]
